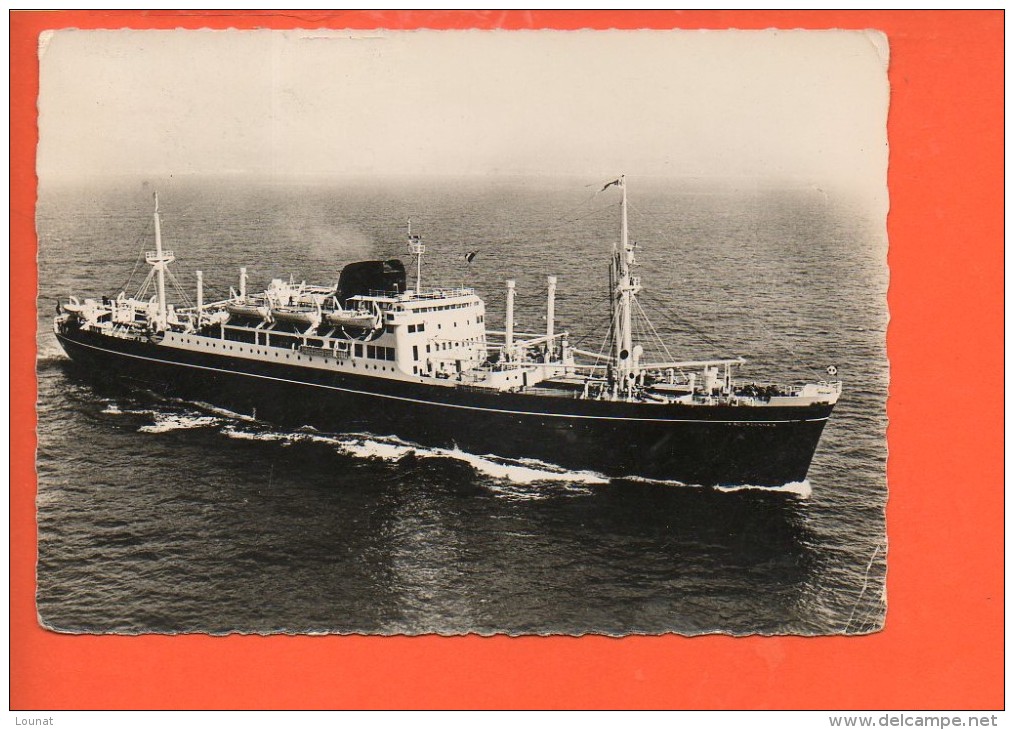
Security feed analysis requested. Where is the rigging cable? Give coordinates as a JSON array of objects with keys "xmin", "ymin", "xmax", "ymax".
[
  {"xmin": 119, "ymin": 249, "xmax": 145, "ymax": 297},
  {"xmin": 166, "ymin": 267, "xmax": 194, "ymax": 308},
  {"xmin": 632, "ymin": 295, "xmax": 675, "ymax": 363},
  {"xmin": 593, "ymin": 297, "xmax": 618, "ymax": 368},
  {"xmin": 568, "ymin": 308, "xmax": 613, "ymax": 349},
  {"xmin": 637, "ymin": 289, "xmax": 732, "ymax": 357}
]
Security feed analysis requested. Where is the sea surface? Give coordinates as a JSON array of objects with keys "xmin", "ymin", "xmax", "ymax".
[{"xmin": 35, "ymin": 175, "xmax": 888, "ymax": 635}]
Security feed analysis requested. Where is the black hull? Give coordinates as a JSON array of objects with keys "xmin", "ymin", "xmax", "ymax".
[{"xmin": 55, "ymin": 329, "xmax": 834, "ymax": 486}]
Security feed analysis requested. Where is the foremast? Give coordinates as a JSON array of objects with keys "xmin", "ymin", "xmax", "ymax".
[{"xmin": 610, "ymin": 176, "xmax": 641, "ymax": 396}]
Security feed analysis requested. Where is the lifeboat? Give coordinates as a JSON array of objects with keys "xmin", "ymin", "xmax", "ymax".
[
  {"xmin": 271, "ymin": 305, "xmax": 321, "ymax": 329},
  {"xmin": 644, "ymin": 383, "xmax": 694, "ymax": 403},
  {"xmin": 63, "ymin": 296, "xmax": 84, "ymax": 315},
  {"xmin": 225, "ymin": 301, "xmax": 271, "ymax": 320},
  {"xmin": 324, "ymin": 309, "xmax": 379, "ymax": 330}
]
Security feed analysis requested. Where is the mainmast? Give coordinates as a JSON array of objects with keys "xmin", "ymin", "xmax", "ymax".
[{"xmin": 145, "ymin": 192, "xmax": 175, "ymax": 331}]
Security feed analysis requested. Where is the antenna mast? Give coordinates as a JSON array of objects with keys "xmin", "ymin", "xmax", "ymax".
[{"xmin": 408, "ymin": 219, "xmax": 425, "ymax": 296}]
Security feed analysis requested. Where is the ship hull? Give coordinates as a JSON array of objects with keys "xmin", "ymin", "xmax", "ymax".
[{"xmin": 55, "ymin": 328, "xmax": 833, "ymax": 486}]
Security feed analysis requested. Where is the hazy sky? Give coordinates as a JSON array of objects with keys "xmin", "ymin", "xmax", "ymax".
[{"xmin": 38, "ymin": 29, "xmax": 889, "ymax": 186}]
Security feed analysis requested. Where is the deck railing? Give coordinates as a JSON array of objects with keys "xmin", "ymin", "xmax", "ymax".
[{"xmin": 360, "ymin": 287, "xmax": 475, "ymax": 300}]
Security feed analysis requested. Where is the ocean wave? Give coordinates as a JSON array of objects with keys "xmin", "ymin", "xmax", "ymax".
[
  {"xmin": 35, "ymin": 333, "xmax": 69, "ymax": 363},
  {"xmin": 714, "ymin": 480, "xmax": 812, "ymax": 498},
  {"xmin": 219, "ymin": 425, "xmax": 607, "ymax": 487},
  {"xmin": 175, "ymin": 399, "xmax": 260, "ymax": 423},
  {"xmin": 438, "ymin": 449, "xmax": 608, "ymax": 487},
  {"xmin": 101, "ymin": 404, "xmax": 159, "ymax": 417},
  {"xmin": 221, "ymin": 427, "xmax": 289, "ymax": 442},
  {"xmin": 126, "ymin": 395, "xmax": 815, "ymax": 494},
  {"xmin": 311, "ymin": 433, "xmax": 609, "ymax": 487},
  {"xmin": 36, "ymin": 352, "xmax": 69, "ymax": 366},
  {"xmin": 614, "ymin": 474, "xmax": 685, "ymax": 488},
  {"xmin": 36, "ymin": 350, "xmax": 70, "ymax": 369},
  {"xmin": 137, "ymin": 414, "xmax": 222, "ymax": 434},
  {"xmin": 621, "ymin": 475, "xmax": 811, "ymax": 497},
  {"xmin": 481, "ymin": 481, "xmax": 592, "ymax": 501}
]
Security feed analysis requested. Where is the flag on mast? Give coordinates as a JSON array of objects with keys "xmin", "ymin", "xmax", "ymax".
[{"xmin": 601, "ymin": 178, "xmax": 622, "ymax": 192}]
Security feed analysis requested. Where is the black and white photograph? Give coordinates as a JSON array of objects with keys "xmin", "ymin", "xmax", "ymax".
[{"xmin": 36, "ymin": 29, "xmax": 889, "ymax": 636}]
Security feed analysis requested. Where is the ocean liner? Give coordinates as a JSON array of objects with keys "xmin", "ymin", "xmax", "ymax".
[{"xmin": 54, "ymin": 177, "xmax": 841, "ymax": 486}]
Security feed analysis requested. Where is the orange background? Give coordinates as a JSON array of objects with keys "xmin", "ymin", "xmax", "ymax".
[{"xmin": 10, "ymin": 11, "xmax": 1004, "ymax": 709}]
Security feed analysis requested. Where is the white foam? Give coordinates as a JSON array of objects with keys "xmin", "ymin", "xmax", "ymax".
[
  {"xmin": 715, "ymin": 480, "xmax": 812, "ymax": 498},
  {"xmin": 619, "ymin": 474, "xmax": 812, "ymax": 497},
  {"xmin": 221, "ymin": 427, "xmax": 289, "ymax": 442},
  {"xmin": 101, "ymin": 405, "xmax": 159, "ymax": 417},
  {"xmin": 118, "ymin": 405, "xmax": 814, "ymax": 494},
  {"xmin": 437, "ymin": 448, "xmax": 609, "ymax": 486},
  {"xmin": 216, "ymin": 426, "xmax": 608, "ymax": 487},
  {"xmin": 36, "ymin": 351, "xmax": 69, "ymax": 364},
  {"xmin": 138, "ymin": 414, "xmax": 221, "ymax": 434},
  {"xmin": 336, "ymin": 436, "xmax": 418, "ymax": 462},
  {"xmin": 332, "ymin": 435, "xmax": 609, "ymax": 486},
  {"xmin": 175, "ymin": 399, "xmax": 259, "ymax": 423},
  {"xmin": 622, "ymin": 475, "xmax": 693, "ymax": 488},
  {"xmin": 482, "ymin": 482, "xmax": 561, "ymax": 501},
  {"xmin": 36, "ymin": 337, "xmax": 68, "ymax": 363}
]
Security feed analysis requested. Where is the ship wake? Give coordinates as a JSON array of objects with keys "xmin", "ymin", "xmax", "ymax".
[
  {"xmin": 622, "ymin": 474, "xmax": 812, "ymax": 497},
  {"xmin": 98, "ymin": 393, "xmax": 609, "ymax": 487},
  {"xmin": 220, "ymin": 424, "xmax": 608, "ymax": 489},
  {"xmin": 715, "ymin": 480, "xmax": 812, "ymax": 498},
  {"xmin": 36, "ymin": 336, "xmax": 70, "ymax": 368},
  {"xmin": 103, "ymin": 395, "xmax": 811, "ymax": 495}
]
